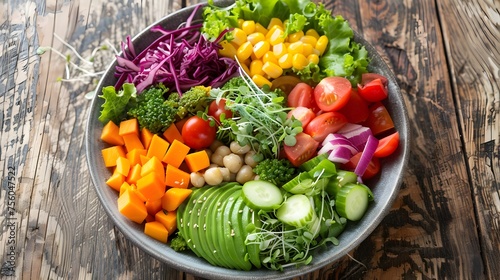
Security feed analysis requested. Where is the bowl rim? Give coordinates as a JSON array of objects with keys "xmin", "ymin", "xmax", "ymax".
[{"xmin": 85, "ymin": 1, "xmax": 410, "ymax": 279}]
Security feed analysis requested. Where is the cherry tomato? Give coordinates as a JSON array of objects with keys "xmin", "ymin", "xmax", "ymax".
[
  {"xmin": 287, "ymin": 107, "xmax": 315, "ymax": 128},
  {"xmin": 364, "ymin": 102, "xmax": 395, "ymax": 136},
  {"xmin": 283, "ymin": 132, "xmax": 319, "ymax": 167},
  {"xmin": 181, "ymin": 116, "xmax": 216, "ymax": 150},
  {"xmin": 287, "ymin": 83, "xmax": 314, "ymax": 108},
  {"xmin": 208, "ymin": 99, "xmax": 233, "ymax": 124},
  {"xmin": 304, "ymin": 112, "xmax": 348, "ymax": 143},
  {"xmin": 342, "ymin": 152, "xmax": 381, "ymax": 180},
  {"xmin": 357, "ymin": 78, "xmax": 388, "ymax": 102},
  {"xmin": 271, "ymin": 75, "xmax": 303, "ymax": 95},
  {"xmin": 313, "ymin": 77, "xmax": 352, "ymax": 111},
  {"xmin": 374, "ymin": 131, "xmax": 400, "ymax": 157},
  {"xmin": 338, "ymin": 89, "xmax": 370, "ymax": 124},
  {"xmin": 361, "ymin": 73, "xmax": 388, "ymax": 87}
]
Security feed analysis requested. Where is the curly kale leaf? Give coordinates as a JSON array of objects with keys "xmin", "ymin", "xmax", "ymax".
[{"xmin": 98, "ymin": 83, "xmax": 137, "ymax": 124}]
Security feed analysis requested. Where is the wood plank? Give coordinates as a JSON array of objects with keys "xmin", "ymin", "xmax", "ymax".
[
  {"xmin": 437, "ymin": 0, "xmax": 500, "ymax": 278},
  {"xmin": 324, "ymin": 0, "xmax": 484, "ymax": 278}
]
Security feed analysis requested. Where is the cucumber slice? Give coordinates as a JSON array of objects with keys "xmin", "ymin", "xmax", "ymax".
[
  {"xmin": 276, "ymin": 194, "xmax": 315, "ymax": 228},
  {"xmin": 241, "ymin": 180, "xmax": 283, "ymax": 211},
  {"xmin": 282, "ymin": 172, "xmax": 314, "ymax": 194},
  {"xmin": 335, "ymin": 183, "xmax": 370, "ymax": 221},
  {"xmin": 325, "ymin": 170, "xmax": 358, "ymax": 197},
  {"xmin": 307, "ymin": 159, "xmax": 337, "ymax": 179},
  {"xmin": 300, "ymin": 153, "xmax": 328, "ymax": 171}
]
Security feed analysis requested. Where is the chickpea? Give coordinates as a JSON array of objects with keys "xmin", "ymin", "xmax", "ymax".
[
  {"xmin": 190, "ymin": 172, "xmax": 205, "ymax": 188},
  {"xmin": 204, "ymin": 149, "xmax": 213, "ymax": 159},
  {"xmin": 236, "ymin": 165, "xmax": 255, "ymax": 184},
  {"xmin": 244, "ymin": 150, "xmax": 259, "ymax": 167},
  {"xmin": 210, "ymin": 140, "xmax": 224, "ymax": 152},
  {"xmin": 223, "ymin": 153, "xmax": 243, "ymax": 173},
  {"xmin": 214, "ymin": 145, "xmax": 231, "ymax": 156},
  {"xmin": 211, "ymin": 145, "xmax": 231, "ymax": 166},
  {"xmin": 230, "ymin": 141, "xmax": 251, "ymax": 155},
  {"xmin": 218, "ymin": 167, "xmax": 231, "ymax": 182},
  {"xmin": 204, "ymin": 167, "xmax": 223, "ymax": 186}
]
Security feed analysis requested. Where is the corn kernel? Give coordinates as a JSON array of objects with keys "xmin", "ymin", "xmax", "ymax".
[
  {"xmin": 231, "ymin": 28, "xmax": 247, "ymax": 46},
  {"xmin": 262, "ymin": 51, "xmax": 278, "ymax": 65},
  {"xmin": 241, "ymin": 20, "xmax": 256, "ymax": 35},
  {"xmin": 250, "ymin": 60, "xmax": 265, "ymax": 77},
  {"xmin": 267, "ymin": 18, "xmax": 283, "ymax": 29},
  {"xmin": 237, "ymin": 41, "xmax": 253, "ymax": 61},
  {"xmin": 262, "ymin": 61, "xmax": 283, "ymax": 79},
  {"xmin": 292, "ymin": 53, "xmax": 309, "ymax": 70},
  {"xmin": 288, "ymin": 41, "xmax": 304, "ymax": 55},
  {"xmin": 268, "ymin": 27, "xmax": 286, "ymax": 46},
  {"xmin": 273, "ymin": 43, "xmax": 287, "ymax": 58},
  {"xmin": 302, "ymin": 43, "xmax": 314, "ymax": 57},
  {"xmin": 218, "ymin": 40, "xmax": 237, "ymax": 58},
  {"xmin": 300, "ymin": 35, "xmax": 318, "ymax": 46},
  {"xmin": 307, "ymin": 54, "xmax": 320, "ymax": 65},
  {"xmin": 253, "ymin": 41, "xmax": 270, "ymax": 59},
  {"xmin": 305, "ymin": 29, "xmax": 320, "ymax": 39},
  {"xmin": 288, "ymin": 31, "xmax": 304, "ymax": 43},
  {"xmin": 312, "ymin": 48, "xmax": 321, "ymax": 56},
  {"xmin": 240, "ymin": 63, "xmax": 251, "ymax": 76},
  {"xmin": 255, "ymin": 23, "xmax": 268, "ymax": 35},
  {"xmin": 247, "ymin": 32, "xmax": 266, "ymax": 45},
  {"xmin": 238, "ymin": 19, "xmax": 244, "ymax": 28},
  {"xmin": 252, "ymin": 74, "xmax": 272, "ymax": 88},
  {"xmin": 316, "ymin": 35, "xmax": 329, "ymax": 55},
  {"xmin": 278, "ymin": 53, "xmax": 293, "ymax": 69}
]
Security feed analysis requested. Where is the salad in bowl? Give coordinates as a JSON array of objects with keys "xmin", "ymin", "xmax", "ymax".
[{"xmin": 85, "ymin": 0, "xmax": 409, "ymax": 278}]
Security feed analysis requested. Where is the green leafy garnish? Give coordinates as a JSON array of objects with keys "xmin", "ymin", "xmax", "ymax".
[{"xmin": 98, "ymin": 83, "xmax": 136, "ymax": 124}]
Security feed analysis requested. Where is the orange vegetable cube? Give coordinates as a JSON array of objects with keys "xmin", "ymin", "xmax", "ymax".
[
  {"xmin": 115, "ymin": 156, "xmax": 131, "ymax": 176},
  {"xmin": 118, "ymin": 189, "xmax": 148, "ymax": 224},
  {"xmin": 145, "ymin": 198, "xmax": 163, "ymax": 216},
  {"xmin": 141, "ymin": 156, "xmax": 165, "ymax": 183},
  {"xmin": 155, "ymin": 210, "xmax": 177, "ymax": 234},
  {"xmin": 136, "ymin": 172, "xmax": 166, "ymax": 201},
  {"xmin": 123, "ymin": 133, "xmax": 145, "ymax": 153},
  {"xmin": 101, "ymin": 121, "xmax": 124, "ymax": 146},
  {"xmin": 144, "ymin": 221, "xmax": 169, "ymax": 243},
  {"xmin": 119, "ymin": 181, "xmax": 133, "ymax": 196},
  {"xmin": 145, "ymin": 214, "xmax": 156, "ymax": 223},
  {"xmin": 126, "ymin": 164, "xmax": 142, "ymax": 185},
  {"xmin": 130, "ymin": 184, "xmax": 147, "ymax": 202},
  {"xmin": 165, "ymin": 164, "xmax": 190, "ymax": 189},
  {"xmin": 101, "ymin": 146, "xmax": 126, "ymax": 167},
  {"xmin": 162, "ymin": 187, "xmax": 192, "ymax": 211},
  {"xmin": 147, "ymin": 134, "xmax": 170, "ymax": 160},
  {"xmin": 126, "ymin": 149, "xmax": 147, "ymax": 166},
  {"xmin": 163, "ymin": 123, "xmax": 184, "ymax": 144},
  {"xmin": 139, "ymin": 154, "xmax": 151, "ymax": 166},
  {"xmin": 106, "ymin": 171, "xmax": 125, "ymax": 192},
  {"xmin": 175, "ymin": 118, "xmax": 188, "ymax": 132},
  {"xmin": 184, "ymin": 150, "xmax": 210, "ymax": 172},
  {"xmin": 119, "ymin": 118, "xmax": 139, "ymax": 136},
  {"xmin": 162, "ymin": 140, "xmax": 190, "ymax": 168},
  {"xmin": 140, "ymin": 127, "xmax": 155, "ymax": 150}
]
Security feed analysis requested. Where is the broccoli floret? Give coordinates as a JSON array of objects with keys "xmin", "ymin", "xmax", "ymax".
[
  {"xmin": 221, "ymin": 77, "xmax": 246, "ymax": 90},
  {"xmin": 177, "ymin": 86, "xmax": 211, "ymax": 119},
  {"xmin": 253, "ymin": 158, "xmax": 298, "ymax": 187},
  {"xmin": 169, "ymin": 234, "xmax": 188, "ymax": 252},
  {"xmin": 128, "ymin": 85, "xmax": 178, "ymax": 134}
]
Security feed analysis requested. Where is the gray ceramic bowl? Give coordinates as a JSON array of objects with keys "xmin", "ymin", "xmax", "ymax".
[{"xmin": 85, "ymin": 1, "xmax": 410, "ymax": 279}]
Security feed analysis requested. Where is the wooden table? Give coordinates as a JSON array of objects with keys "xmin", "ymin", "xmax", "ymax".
[{"xmin": 1, "ymin": 0, "xmax": 499, "ymax": 279}]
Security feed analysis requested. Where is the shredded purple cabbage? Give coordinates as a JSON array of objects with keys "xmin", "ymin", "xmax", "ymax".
[{"xmin": 114, "ymin": 4, "xmax": 238, "ymax": 94}]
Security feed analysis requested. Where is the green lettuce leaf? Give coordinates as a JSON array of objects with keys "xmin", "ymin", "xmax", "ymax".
[{"xmin": 98, "ymin": 83, "xmax": 137, "ymax": 124}]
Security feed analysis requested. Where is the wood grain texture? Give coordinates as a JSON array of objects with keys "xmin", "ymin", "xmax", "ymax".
[{"xmin": 0, "ymin": 0, "xmax": 498, "ymax": 279}]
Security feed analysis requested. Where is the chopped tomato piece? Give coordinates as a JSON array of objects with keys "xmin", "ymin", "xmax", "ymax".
[
  {"xmin": 313, "ymin": 77, "xmax": 352, "ymax": 111},
  {"xmin": 364, "ymin": 102, "xmax": 395, "ymax": 136},
  {"xmin": 287, "ymin": 83, "xmax": 314, "ymax": 108},
  {"xmin": 304, "ymin": 112, "xmax": 348, "ymax": 143},
  {"xmin": 361, "ymin": 73, "xmax": 388, "ymax": 87},
  {"xmin": 342, "ymin": 152, "xmax": 381, "ymax": 180},
  {"xmin": 357, "ymin": 78, "xmax": 388, "ymax": 102},
  {"xmin": 283, "ymin": 132, "xmax": 319, "ymax": 167},
  {"xmin": 338, "ymin": 89, "xmax": 370, "ymax": 124},
  {"xmin": 374, "ymin": 131, "xmax": 400, "ymax": 157},
  {"xmin": 287, "ymin": 107, "xmax": 315, "ymax": 128}
]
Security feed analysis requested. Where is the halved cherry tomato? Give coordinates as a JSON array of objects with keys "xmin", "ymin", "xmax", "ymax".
[
  {"xmin": 338, "ymin": 89, "xmax": 370, "ymax": 124},
  {"xmin": 283, "ymin": 132, "xmax": 319, "ymax": 167},
  {"xmin": 287, "ymin": 107, "xmax": 315, "ymax": 128},
  {"xmin": 181, "ymin": 115, "xmax": 216, "ymax": 150},
  {"xmin": 208, "ymin": 99, "xmax": 233, "ymax": 124},
  {"xmin": 364, "ymin": 102, "xmax": 395, "ymax": 136},
  {"xmin": 271, "ymin": 75, "xmax": 303, "ymax": 95},
  {"xmin": 304, "ymin": 112, "xmax": 348, "ymax": 143},
  {"xmin": 361, "ymin": 73, "xmax": 388, "ymax": 87},
  {"xmin": 374, "ymin": 131, "xmax": 400, "ymax": 157},
  {"xmin": 313, "ymin": 77, "xmax": 352, "ymax": 111},
  {"xmin": 357, "ymin": 78, "xmax": 388, "ymax": 102},
  {"xmin": 342, "ymin": 152, "xmax": 381, "ymax": 180},
  {"xmin": 287, "ymin": 82, "xmax": 314, "ymax": 108}
]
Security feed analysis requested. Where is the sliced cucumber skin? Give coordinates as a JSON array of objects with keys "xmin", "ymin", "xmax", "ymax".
[
  {"xmin": 276, "ymin": 194, "xmax": 315, "ymax": 228},
  {"xmin": 325, "ymin": 170, "xmax": 358, "ymax": 197},
  {"xmin": 229, "ymin": 194, "xmax": 253, "ymax": 271},
  {"xmin": 282, "ymin": 172, "xmax": 314, "ymax": 194},
  {"xmin": 300, "ymin": 153, "xmax": 328, "ymax": 171},
  {"xmin": 242, "ymin": 180, "xmax": 283, "ymax": 211},
  {"xmin": 335, "ymin": 183, "xmax": 370, "ymax": 221},
  {"xmin": 307, "ymin": 159, "xmax": 337, "ymax": 179}
]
